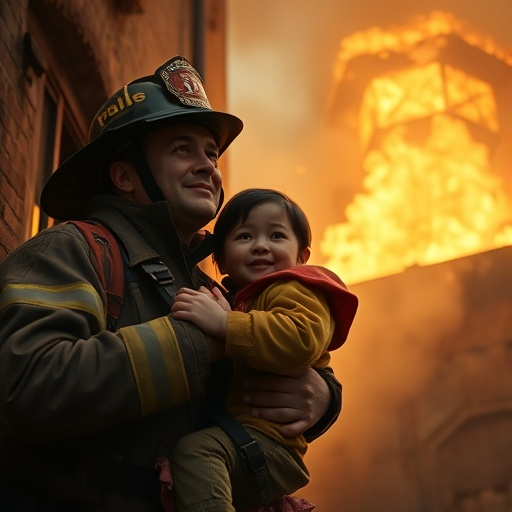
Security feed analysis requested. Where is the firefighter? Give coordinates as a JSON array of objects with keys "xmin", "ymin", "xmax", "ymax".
[{"xmin": 0, "ymin": 56, "xmax": 341, "ymax": 511}]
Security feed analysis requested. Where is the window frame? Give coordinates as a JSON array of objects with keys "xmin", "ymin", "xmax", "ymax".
[{"xmin": 26, "ymin": 12, "xmax": 88, "ymax": 237}]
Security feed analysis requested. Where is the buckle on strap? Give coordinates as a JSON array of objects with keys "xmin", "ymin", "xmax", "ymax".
[
  {"xmin": 141, "ymin": 261, "xmax": 175, "ymax": 286},
  {"xmin": 239, "ymin": 440, "xmax": 272, "ymax": 503},
  {"xmin": 141, "ymin": 261, "xmax": 176, "ymax": 303},
  {"xmin": 240, "ymin": 440, "xmax": 266, "ymax": 468}
]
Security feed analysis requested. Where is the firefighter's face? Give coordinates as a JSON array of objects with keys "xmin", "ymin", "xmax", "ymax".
[{"xmin": 110, "ymin": 124, "xmax": 222, "ymax": 242}]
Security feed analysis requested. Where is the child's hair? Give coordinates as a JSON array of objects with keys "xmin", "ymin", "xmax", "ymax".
[{"xmin": 213, "ymin": 188, "xmax": 312, "ymax": 268}]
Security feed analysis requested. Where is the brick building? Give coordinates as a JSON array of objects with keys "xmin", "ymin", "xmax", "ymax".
[{"xmin": 0, "ymin": 0, "xmax": 228, "ymax": 260}]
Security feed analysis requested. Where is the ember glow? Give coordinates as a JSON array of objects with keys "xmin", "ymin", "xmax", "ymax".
[{"xmin": 322, "ymin": 11, "xmax": 512, "ymax": 284}]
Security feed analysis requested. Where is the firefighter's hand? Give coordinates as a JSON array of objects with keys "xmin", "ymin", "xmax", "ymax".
[{"xmin": 242, "ymin": 367, "xmax": 329, "ymax": 438}]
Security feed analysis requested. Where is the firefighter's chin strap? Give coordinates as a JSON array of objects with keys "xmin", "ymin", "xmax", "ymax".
[
  {"xmin": 131, "ymin": 139, "xmax": 166, "ymax": 203},
  {"xmin": 128, "ymin": 138, "xmax": 225, "ymax": 214}
]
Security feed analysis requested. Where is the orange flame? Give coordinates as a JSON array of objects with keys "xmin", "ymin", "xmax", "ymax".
[{"xmin": 322, "ymin": 12, "xmax": 512, "ymax": 284}]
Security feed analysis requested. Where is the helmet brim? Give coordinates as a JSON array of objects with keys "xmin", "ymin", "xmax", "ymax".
[{"xmin": 41, "ymin": 107, "xmax": 243, "ymax": 220}]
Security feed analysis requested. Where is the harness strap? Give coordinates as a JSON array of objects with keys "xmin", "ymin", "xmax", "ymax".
[
  {"xmin": 141, "ymin": 261, "xmax": 177, "ymax": 304},
  {"xmin": 211, "ymin": 408, "xmax": 272, "ymax": 505},
  {"xmin": 206, "ymin": 360, "xmax": 272, "ymax": 505}
]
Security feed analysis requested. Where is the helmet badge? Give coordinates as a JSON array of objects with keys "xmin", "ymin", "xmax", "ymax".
[{"xmin": 158, "ymin": 57, "xmax": 212, "ymax": 110}]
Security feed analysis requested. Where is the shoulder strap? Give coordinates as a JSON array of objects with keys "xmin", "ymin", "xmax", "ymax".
[
  {"xmin": 68, "ymin": 221, "xmax": 124, "ymax": 331},
  {"xmin": 141, "ymin": 260, "xmax": 177, "ymax": 304},
  {"xmin": 206, "ymin": 359, "xmax": 272, "ymax": 505}
]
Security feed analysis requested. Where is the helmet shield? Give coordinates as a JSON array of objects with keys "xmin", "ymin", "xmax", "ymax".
[{"xmin": 41, "ymin": 56, "xmax": 243, "ymax": 220}]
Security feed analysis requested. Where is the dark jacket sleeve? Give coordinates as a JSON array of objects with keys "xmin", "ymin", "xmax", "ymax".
[
  {"xmin": 303, "ymin": 366, "xmax": 342, "ymax": 442},
  {"xmin": 0, "ymin": 224, "xmax": 207, "ymax": 443}
]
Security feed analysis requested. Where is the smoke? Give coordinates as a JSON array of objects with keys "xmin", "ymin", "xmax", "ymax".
[
  {"xmin": 227, "ymin": 1, "xmax": 512, "ymax": 509},
  {"xmin": 297, "ymin": 261, "xmax": 465, "ymax": 509}
]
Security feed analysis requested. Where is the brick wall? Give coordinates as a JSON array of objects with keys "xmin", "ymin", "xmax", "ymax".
[
  {"xmin": 0, "ymin": 0, "xmax": 30, "ymax": 258},
  {"xmin": 0, "ymin": 0, "xmax": 226, "ymax": 260}
]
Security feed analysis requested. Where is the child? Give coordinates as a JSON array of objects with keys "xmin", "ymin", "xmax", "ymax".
[{"xmin": 169, "ymin": 188, "xmax": 358, "ymax": 511}]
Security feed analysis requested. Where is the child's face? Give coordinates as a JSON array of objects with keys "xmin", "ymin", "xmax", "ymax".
[{"xmin": 219, "ymin": 201, "xmax": 309, "ymax": 288}]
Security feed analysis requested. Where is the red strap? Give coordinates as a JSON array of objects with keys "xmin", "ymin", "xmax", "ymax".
[{"xmin": 68, "ymin": 221, "xmax": 124, "ymax": 330}]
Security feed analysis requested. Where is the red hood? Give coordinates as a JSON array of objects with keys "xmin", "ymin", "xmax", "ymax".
[{"xmin": 233, "ymin": 265, "xmax": 358, "ymax": 351}]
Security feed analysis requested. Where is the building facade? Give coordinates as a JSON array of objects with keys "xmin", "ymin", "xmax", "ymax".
[{"xmin": 0, "ymin": 0, "xmax": 228, "ymax": 260}]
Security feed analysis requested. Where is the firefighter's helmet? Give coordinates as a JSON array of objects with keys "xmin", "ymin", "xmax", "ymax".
[{"xmin": 41, "ymin": 56, "xmax": 243, "ymax": 220}]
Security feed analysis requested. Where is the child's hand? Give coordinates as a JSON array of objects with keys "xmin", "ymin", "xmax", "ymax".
[
  {"xmin": 171, "ymin": 287, "xmax": 228, "ymax": 339},
  {"xmin": 198, "ymin": 286, "xmax": 232, "ymax": 312}
]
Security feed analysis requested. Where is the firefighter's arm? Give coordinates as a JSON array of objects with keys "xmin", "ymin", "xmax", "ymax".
[
  {"xmin": 303, "ymin": 366, "xmax": 341, "ymax": 441},
  {"xmin": 0, "ymin": 225, "xmax": 208, "ymax": 442}
]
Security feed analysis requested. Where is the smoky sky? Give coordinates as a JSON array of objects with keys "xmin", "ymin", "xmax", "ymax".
[
  {"xmin": 226, "ymin": 2, "xmax": 512, "ymax": 509},
  {"xmin": 226, "ymin": 0, "xmax": 512, "ymax": 268}
]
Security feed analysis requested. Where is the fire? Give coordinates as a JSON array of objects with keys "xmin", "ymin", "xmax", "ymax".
[
  {"xmin": 322, "ymin": 11, "xmax": 512, "ymax": 284},
  {"xmin": 330, "ymin": 11, "xmax": 512, "ymax": 88}
]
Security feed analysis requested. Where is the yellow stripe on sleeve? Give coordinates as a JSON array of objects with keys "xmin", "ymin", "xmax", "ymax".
[
  {"xmin": 119, "ymin": 317, "xmax": 190, "ymax": 416},
  {"xmin": 0, "ymin": 283, "xmax": 105, "ymax": 330}
]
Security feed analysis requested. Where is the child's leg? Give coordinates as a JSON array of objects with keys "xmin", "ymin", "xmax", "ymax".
[
  {"xmin": 171, "ymin": 426, "xmax": 248, "ymax": 512},
  {"xmin": 232, "ymin": 428, "xmax": 310, "ymax": 508},
  {"xmin": 171, "ymin": 426, "xmax": 310, "ymax": 511}
]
